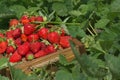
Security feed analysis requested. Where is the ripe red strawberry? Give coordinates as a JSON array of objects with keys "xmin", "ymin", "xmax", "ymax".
[
  {"xmin": 0, "ymin": 33, "xmax": 4, "ymax": 38},
  {"xmin": 26, "ymin": 53, "xmax": 34, "ymax": 61},
  {"xmin": 30, "ymin": 42, "xmax": 41, "ymax": 53},
  {"xmin": 41, "ymin": 42, "xmax": 46, "ymax": 50},
  {"xmin": 38, "ymin": 27, "xmax": 49, "ymax": 39},
  {"xmin": 9, "ymin": 50, "xmax": 22, "ymax": 63},
  {"xmin": 6, "ymin": 46, "xmax": 15, "ymax": 54},
  {"xmin": 17, "ymin": 42, "xmax": 30, "ymax": 56},
  {"xmin": 34, "ymin": 50, "xmax": 47, "ymax": 58},
  {"xmin": 47, "ymin": 32, "xmax": 60, "ymax": 44},
  {"xmin": 0, "ymin": 41, "xmax": 7, "ymax": 54},
  {"xmin": 60, "ymin": 36, "xmax": 71, "ymax": 48},
  {"xmin": 29, "ymin": 16, "xmax": 36, "ymax": 22},
  {"xmin": 12, "ymin": 28, "xmax": 21, "ymax": 39},
  {"xmin": 35, "ymin": 16, "xmax": 44, "ymax": 22},
  {"xmin": 14, "ymin": 38, "xmax": 22, "ymax": 47},
  {"xmin": 44, "ymin": 45, "xmax": 56, "ymax": 54},
  {"xmin": 20, "ymin": 15, "xmax": 29, "ymax": 25},
  {"xmin": 6, "ymin": 30, "xmax": 14, "ymax": 39},
  {"xmin": 9, "ymin": 19, "xmax": 19, "ymax": 27},
  {"xmin": 28, "ymin": 34, "xmax": 39, "ymax": 42},
  {"xmin": 24, "ymin": 23, "xmax": 35, "ymax": 35},
  {"xmin": 21, "ymin": 34, "xmax": 27, "ymax": 42},
  {"xmin": 61, "ymin": 29, "xmax": 66, "ymax": 36}
]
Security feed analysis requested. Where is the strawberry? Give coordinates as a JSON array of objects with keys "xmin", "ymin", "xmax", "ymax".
[
  {"xmin": 61, "ymin": 29, "xmax": 66, "ymax": 36},
  {"xmin": 0, "ymin": 33, "xmax": 4, "ymax": 38},
  {"xmin": 59, "ymin": 36, "xmax": 71, "ymax": 48},
  {"xmin": 47, "ymin": 32, "xmax": 60, "ymax": 44},
  {"xmin": 26, "ymin": 53, "xmax": 34, "ymax": 61},
  {"xmin": 38, "ymin": 27, "xmax": 49, "ymax": 39},
  {"xmin": 9, "ymin": 19, "xmax": 19, "ymax": 27},
  {"xmin": 34, "ymin": 50, "xmax": 47, "ymax": 58},
  {"xmin": 27, "ymin": 33, "xmax": 39, "ymax": 42},
  {"xmin": 20, "ymin": 15, "xmax": 29, "ymax": 25},
  {"xmin": 21, "ymin": 34, "xmax": 27, "ymax": 42},
  {"xmin": 9, "ymin": 50, "xmax": 22, "ymax": 63},
  {"xmin": 14, "ymin": 38, "xmax": 22, "ymax": 47},
  {"xmin": 35, "ymin": 16, "xmax": 44, "ymax": 22},
  {"xmin": 44, "ymin": 45, "xmax": 56, "ymax": 54},
  {"xmin": 29, "ymin": 16, "xmax": 36, "ymax": 22},
  {"xmin": 17, "ymin": 42, "xmax": 30, "ymax": 56},
  {"xmin": 41, "ymin": 42, "xmax": 46, "ymax": 50},
  {"xmin": 24, "ymin": 23, "xmax": 35, "ymax": 35},
  {"xmin": 12, "ymin": 28, "xmax": 21, "ymax": 39},
  {"xmin": 6, "ymin": 46, "xmax": 15, "ymax": 54},
  {"xmin": 6, "ymin": 30, "xmax": 14, "ymax": 39},
  {"xmin": 0, "ymin": 41, "xmax": 7, "ymax": 54},
  {"xmin": 30, "ymin": 42, "xmax": 41, "ymax": 53}
]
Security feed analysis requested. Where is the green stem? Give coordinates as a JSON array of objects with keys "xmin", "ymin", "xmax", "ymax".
[
  {"xmin": 89, "ymin": 22, "xmax": 98, "ymax": 36},
  {"xmin": 87, "ymin": 28, "xmax": 95, "ymax": 37},
  {"xmin": 33, "ymin": 21, "xmax": 81, "ymax": 25}
]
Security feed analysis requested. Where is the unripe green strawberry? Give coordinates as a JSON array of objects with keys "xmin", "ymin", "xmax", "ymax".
[{"xmin": 26, "ymin": 53, "xmax": 34, "ymax": 61}]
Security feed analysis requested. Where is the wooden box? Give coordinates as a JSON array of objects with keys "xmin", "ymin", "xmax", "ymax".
[{"xmin": 14, "ymin": 38, "xmax": 85, "ymax": 74}]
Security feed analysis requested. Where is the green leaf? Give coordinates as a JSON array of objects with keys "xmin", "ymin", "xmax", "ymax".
[
  {"xmin": 52, "ymin": 2, "xmax": 68, "ymax": 16},
  {"xmin": 9, "ymin": 64, "xmax": 38, "ymax": 80},
  {"xmin": 72, "ymin": 65, "xmax": 87, "ymax": 80},
  {"xmin": 26, "ymin": 7, "xmax": 39, "ymax": 15},
  {"xmin": 95, "ymin": 18, "xmax": 110, "ymax": 29},
  {"xmin": 69, "ymin": 10, "xmax": 82, "ymax": 16},
  {"xmin": 55, "ymin": 70, "xmax": 73, "ymax": 80},
  {"xmin": 110, "ymin": 0, "xmax": 120, "ymax": 12},
  {"xmin": 0, "ymin": 58, "xmax": 8, "ymax": 70},
  {"xmin": 99, "ymin": 28, "xmax": 118, "ymax": 41},
  {"xmin": 67, "ymin": 26, "xmax": 86, "ymax": 38},
  {"xmin": 9, "ymin": 5, "xmax": 26, "ymax": 18},
  {"xmin": 99, "ymin": 40, "xmax": 113, "ymax": 52},
  {"xmin": 79, "ymin": 4, "xmax": 89, "ymax": 15},
  {"xmin": 70, "ymin": 41, "xmax": 108, "ymax": 78},
  {"xmin": 0, "ymin": 75, "xmax": 9, "ymax": 80},
  {"xmin": 59, "ymin": 54, "xmax": 69, "ymax": 66},
  {"xmin": 105, "ymin": 54, "xmax": 120, "ymax": 79},
  {"xmin": 0, "ymin": 3, "xmax": 15, "ymax": 19}
]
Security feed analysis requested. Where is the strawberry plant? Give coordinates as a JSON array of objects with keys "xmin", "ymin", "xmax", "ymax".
[{"xmin": 0, "ymin": 0, "xmax": 120, "ymax": 80}]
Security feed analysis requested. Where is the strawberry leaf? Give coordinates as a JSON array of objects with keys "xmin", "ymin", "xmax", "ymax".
[
  {"xmin": 0, "ymin": 75, "xmax": 9, "ymax": 80},
  {"xmin": 9, "ymin": 5, "xmax": 26, "ymax": 18},
  {"xmin": 8, "ymin": 63, "xmax": 38, "ymax": 80},
  {"xmin": 95, "ymin": 18, "xmax": 110, "ymax": 29},
  {"xmin": 0, "ymin": 58, "xmax": 8, "ymax": 70},
  {"xmin": 52, "ymin": 2, "xmax": 68, "ymax": 16},
  {"xmin": 105, "ymin": 54, "xmax": 120, "ymax": 79}
]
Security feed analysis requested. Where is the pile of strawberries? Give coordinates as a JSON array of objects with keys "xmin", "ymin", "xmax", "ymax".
[{"xmin": 0, "ymin": 15, "xmax": 72, "ymax": 63}]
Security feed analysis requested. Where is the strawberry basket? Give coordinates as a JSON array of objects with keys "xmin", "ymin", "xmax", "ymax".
[
  {"xmin": 0, "ymin": 15, "xmax": 85, "ymax": 74},
  {"xmin": 14, "ymin": 38, "xmax": 85, "ymax": 74}
]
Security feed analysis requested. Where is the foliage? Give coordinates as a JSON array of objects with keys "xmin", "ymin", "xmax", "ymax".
[{"xmin": 0, "ymin": 0, "xmax": 120, "ymax": 80}]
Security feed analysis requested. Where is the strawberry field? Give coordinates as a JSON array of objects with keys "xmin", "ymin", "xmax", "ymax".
[{"xmin": 0, "ymin": 0, "xmax": 120, "ymax": 80}]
